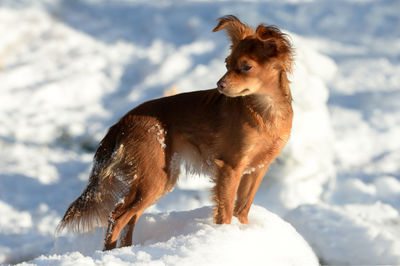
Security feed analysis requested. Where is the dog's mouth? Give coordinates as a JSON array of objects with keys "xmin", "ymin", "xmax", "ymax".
[
  {"xmin": 239, "ymin": 88, "xmax": 250, "ymax": 94},
  {"xmin": 218, "ymin": 87, "xmax": 251, "ymax": 97}
]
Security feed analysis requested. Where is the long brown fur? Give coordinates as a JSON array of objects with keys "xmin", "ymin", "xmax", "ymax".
[{"xmin": 58, "ymin": 15, "xmax": 294, "ymax": 250}]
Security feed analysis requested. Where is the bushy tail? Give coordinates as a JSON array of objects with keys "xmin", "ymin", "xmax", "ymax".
[
  {"xmin": 57, "ymin": 176, "xmax": 106, "ymax": 233},
  {"xmin": 57, "ymin": 143, "xmax": 131, "ymax": 234}
]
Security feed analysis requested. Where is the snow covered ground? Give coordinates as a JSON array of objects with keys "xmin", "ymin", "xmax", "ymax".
[
  {"xmin": 32, "ymin": 206, "xmax": 319, "ymax": 266},
  {"xmin": 0, "ymin": 0, "xmax": 399, "ymax": 265}
]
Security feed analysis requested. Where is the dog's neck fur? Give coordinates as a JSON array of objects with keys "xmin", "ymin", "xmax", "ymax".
[{"xmin": 241, "ymin": 70, "xmax": 292, "ymax": 128}]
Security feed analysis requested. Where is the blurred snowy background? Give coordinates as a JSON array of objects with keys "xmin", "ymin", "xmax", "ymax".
[{"xmin": 0, "ymin": 0, "xmax": 399, "ymax": 265}]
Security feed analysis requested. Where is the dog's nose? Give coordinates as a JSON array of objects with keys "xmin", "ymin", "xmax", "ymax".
[{"xmin": 217, "ymin": 80, "xmax": 227, "ymax": 91}]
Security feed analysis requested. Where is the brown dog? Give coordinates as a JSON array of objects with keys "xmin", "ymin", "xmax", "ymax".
[{"xmin": 58, "ymin": 15, "xmax": 293, "ymax": 251}]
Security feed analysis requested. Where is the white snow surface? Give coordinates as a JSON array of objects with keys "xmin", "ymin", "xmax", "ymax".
[
  {"xmin": 31, "ymin": 206, "xmax": 318, "ymax": 266},
  {"xmin": 0, "ymin": 0, "xmax": 399, "ymax": 265}
]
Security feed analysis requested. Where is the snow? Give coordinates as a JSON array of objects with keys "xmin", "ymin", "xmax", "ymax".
[
  {"xmin": 39, "ymin": 206, "xmax": 318, "ymax": 266},
  {"xmin": 149, "ymin": 124, "xmax": 167, "ymax": 149},
  {"xmin": 286, "ymin": 203, "xmax": 400, "ymax": 265},
  {"xmin": 0, "ymin": 0, "xmax": 399, "ymax": 265}
]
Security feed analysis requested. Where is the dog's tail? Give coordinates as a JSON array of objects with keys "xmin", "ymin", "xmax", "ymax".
[
  {"xmin": 57, "ymin": 136, "xmax": 131, "ymax": 234},
  {"xmin": 56, "ymin": 174, "xmax": 108, "ymax": 233}
]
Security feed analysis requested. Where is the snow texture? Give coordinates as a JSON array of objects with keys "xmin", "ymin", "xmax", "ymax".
[
  {"xmin": 0, "ymin": 0, "xmax": 399, "ymax": 265},
  {"xmin": 39, "ymin": 206, "xmax": 319, "ymax": 266}
]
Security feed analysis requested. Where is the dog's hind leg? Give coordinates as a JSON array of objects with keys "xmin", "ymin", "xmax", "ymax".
[
  {"xmin": 103, "ymin": 201, "xmax": 138, "ymax": 251},
  {"xmin": 118, "ymin": 168, "xmax": 179, "ymax": 249},
  {"xmin": 103, "ymin": 173, "xmax": 169, "ymax": 250},
  {"xmin": 234, "ymin": 168, "xmax": 266, "ymax": 224},
  {"xmin": 118, "ymin": 210, "xmax": 144, "ymax": 248},
  {"xmin": 117, "ymin": 154, "xmax": 180, "ymax": 248}
]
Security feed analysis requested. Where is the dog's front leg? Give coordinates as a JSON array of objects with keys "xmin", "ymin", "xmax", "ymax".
[
  {"xmin": 234, "ymin": 167, "xmax": 268, "ymax": 224},
  {"xmin": 212, "ymin": 159, "xmax": 243, "ymax": 224}
]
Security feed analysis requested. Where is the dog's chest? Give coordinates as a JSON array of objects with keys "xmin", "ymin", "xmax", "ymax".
[{"xmin": 169, "ymin": 149, "xmax": 217, "ymax": 179}]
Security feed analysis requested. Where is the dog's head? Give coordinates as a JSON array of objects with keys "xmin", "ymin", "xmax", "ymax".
[{"xmin": 214, "ymin": 15, "xmax": 293, "ymax": 97}]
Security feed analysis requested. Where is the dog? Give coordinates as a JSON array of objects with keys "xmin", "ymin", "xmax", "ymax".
[{"xmin": 58, "ymin": 15, "xmax": 294, "ymax": 251}]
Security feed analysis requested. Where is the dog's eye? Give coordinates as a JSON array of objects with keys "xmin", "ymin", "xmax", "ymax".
[{"xmin": 242, "ymin": 65, "xmax": 252, "ymax": 71}]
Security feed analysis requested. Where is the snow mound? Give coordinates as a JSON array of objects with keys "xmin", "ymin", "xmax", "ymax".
[
  {"xmin": 30, "ymin": 206, "xmax": 318, "ymax": 266},
  {"xmin": 286, "ymin": 203, "xmax": 400, "ymax": 265}
]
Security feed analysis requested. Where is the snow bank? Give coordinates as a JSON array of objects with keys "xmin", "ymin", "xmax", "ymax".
[
  {"xmin": 27, "ymin": 206, "xmax": 318, "ymax": 266},
  {"xmin": 286, "ymin": 203, "xmax": 400, "ymax": 265}
]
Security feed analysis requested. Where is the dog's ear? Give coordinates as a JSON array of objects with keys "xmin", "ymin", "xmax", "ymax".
[
  {"xmin": 262, "ymin": 39, "xmax": 279, "ymax": 58},
  {"xmin": 213, "ymin": 15, "xmax": 254, "ymax": 47},
  {"xmin": 256, "ymin": 24, "xmax": 293, "ymax": 72},
  {"xmin": 256, "ymin": 24, "xmax": 282, "ymax": 40}
]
